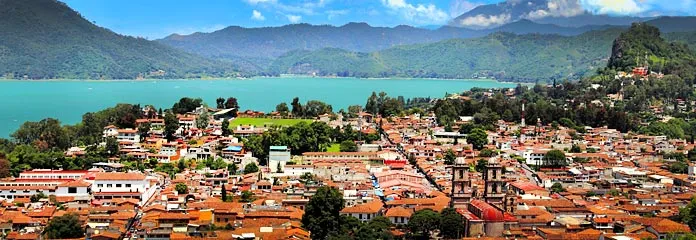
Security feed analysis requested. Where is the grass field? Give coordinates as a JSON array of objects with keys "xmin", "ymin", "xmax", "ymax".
[
  {"xmin": 326, "ymin": 143, "xmax": 341, "ymax": 152},
  {"xmin": 230, "ymin": 117, "xmax": 311, "ymax": 127}
]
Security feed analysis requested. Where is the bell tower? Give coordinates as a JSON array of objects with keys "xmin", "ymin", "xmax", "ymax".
[
  {"xmin": 483, "ymin": 158, "xmax": 505, "ymax": 208},
  {"xmin": 451, "ymin": 158, "xmax": 472, "ymax": 208}
]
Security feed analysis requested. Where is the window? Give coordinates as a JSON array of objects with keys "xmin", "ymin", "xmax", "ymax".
[
  {"xmin": 97, "ymin": 184, "xmax": 103, "ymax": 187},
  {"xmin": 116, "ymin": 184, "xmax": 122, "ymax": 187},
  {"xmin": 107, "ymin": 184, "xmax": 112, "ymax": 188},
  {"xmin": 68, "ymin": 187, "xmax": 77, "ymax": 194},
  {"xmin": 126, "ymin": 184, "xmax": 131, "ymax": 187}
]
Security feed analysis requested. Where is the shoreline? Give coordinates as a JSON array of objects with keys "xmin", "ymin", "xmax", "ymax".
[{"xmin": 0, "ymin": 75, "xmax": 532, "ymax": 85}]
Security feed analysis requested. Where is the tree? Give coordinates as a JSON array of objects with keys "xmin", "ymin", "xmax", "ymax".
[
  {"xmin": 45, "ymin": 213, "xmax": 84, "ymax": 239},
  {"xmin": 244, "ymin": 162, "xmax": 259, "ymax": 174},
  {"xmin": 221, "ymin": 184, "xmax": 228, "ymax": 202},
  {"xmin": 304, "ymin": 100, "xmax": 333, "ymax": 117},
  {"xmin": 228, "ymin": 163, "xmax": 238, "ymax": 174},
  {"xmin": 221, "ymin": 118, "xmax": 232, "ymax": 136},
  {"xmin": 177, "ymin": 159, "xmax": 186, "ymax": 172},
  {"xmin": 240, "ymin": 190, "xmax": 255, "ymax": 202},
  {"xmin": 479, "ymin": 148, "xmax": 496, "ymax": 157},
  {"xmin": 216, "ymin": 97, "xmax": 225, "ymax": 109},
  {"xmin": 339, "ymin": 140, "xmax": 358, "ymax": 152},
  {"xmin": 543, "ymin": 149, "xmax": 567, "ymax": 167},
  {"xmin": 570, "ymin": 144, "xmax": 582, "ymax": 153},
  {"xmin": 30, "ymin": 192, "xmax": 46, "ymax": 202},
  {"xmin": 172, "ymin": 97, "xmax": 203, "ymax": 114},
  {"xmin": 407, "ymin": 209, "xmax": 441, "ymax": 239},
  {"xmin": 137, "ymin": 122, "xmax": 151, "ymax": 140},
  {"xmin": 302, "ymin": 186, "xmax": 345, "ymax": 240},
  {"xmin": 224, "ymin": 97, "xmax": 240, "ymax": 110},
  {"xmin": 164, "ymin": 110, "xmax": 179, "ymax": 141},
  {"xmin": 679, "ymin": 198, "xmax": 696, "ymax": 231},
  {"xmin": 467, "ymin": 128, "xmax": 488, "ymax": 150},
  {"xmin": 365, "ymin": 92, "xmax": 378, "ymax": 114},
  {"xmin": 475, "ymin": 159, "xmax": 487, "ymax": 172},
  {"xmin": 440, "ymin": 208, "xmax": 465, "ymax": 239},
  {"xmin": 175, "ymin": 183, "xmax": 188, "ymax": 194},
  {"xmin": 0, "ymin": 154, "xmax": 9, "ymax": 178},
  {"xmin": 105, "ymin": 137, "xmax": 119, "ymax": 157},
  {"xmin": 443, "ymin": 149, "xmax": 456, "ymax": 165},
  {"xmin": 291, "ymin": 97, "xmax": 303, "ymax": 117},
  {"xmin": 196, "ymin": 110, "xmax": 209, "ymax": 129},
  {"xmin": 147, "ymin": 158, "xmax": 158, "ymax": 169},
  {"xmin": 276, "ymin": 102, "xmax": 289, "ymax": 116},
  {"xmin": 551, "ymin": 182, "xmax": 566, "ymax": 193},
  {"xmin": 11, "ymin": 118, "xmax": 70, "ymax": 150}
]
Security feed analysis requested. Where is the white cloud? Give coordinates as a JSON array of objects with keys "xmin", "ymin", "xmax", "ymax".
[
  {"xmin": 458, "ymin": 13, "xmax": 511, "ymax": 28},
  {"xmin": 449, "ymin": 0, "xmax": 482, "ymax": 18},
  {"xmin": 580, "ymin": 0, "xmax": 644, "ymax": 15},
  {"xmin": 245, "ymin": 0, "xmax": 276, "ymax": 4},
  {"xmin": 326, "ymin": 9, "xmax": 349, "ymax": 20},
  {"xmin": 244, "ymin": 0, "xmax": 328, "ymax": 15},
  {"xmin": 287, "ymin": 14, "xmax": 302, "ymax": 23},
  {"xmin": 251, "ymin": 10, "xmax": 265, "ymax": 21},
  {"xmin": 380, "ymin": 0, "xmax": 450, "ymax": 25},
  {"xmin": 526, "ymin": 0, "xmax": 585, "ymax": 19}
]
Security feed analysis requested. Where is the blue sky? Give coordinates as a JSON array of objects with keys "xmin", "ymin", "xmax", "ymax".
[{"xmin": 62, "ymin": 0, "xmax": 696, "ymax": 39}]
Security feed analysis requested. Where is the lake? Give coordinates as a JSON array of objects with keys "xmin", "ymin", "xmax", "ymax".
[{"xmin": 0, "ymin": 77, "xmax": 518, "ymax": 138}]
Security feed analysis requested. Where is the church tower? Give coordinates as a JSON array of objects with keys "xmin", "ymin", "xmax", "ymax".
[
  {"xmin": 451, "ymin": 158, "xmax": 472, "ymax": 208},
  {"xmin": 483, "ymin": 158, "xmax": 505, "ymax": 208}
]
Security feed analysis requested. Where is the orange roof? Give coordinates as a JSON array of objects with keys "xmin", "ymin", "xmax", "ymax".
[
  {"xmin": 58, "ymin": 180, "xmax": 91, "ymax": 187},
  {"xmin": 340, "ymin": 200, "xmax": 383, "ymax": 214},
  {"xmin": 94, "ymin": 172, "xmax": 146, "ymax": 181},
  {"xmin": 384, "ymin": 206, "xmax": 413, "ymax": 218}
]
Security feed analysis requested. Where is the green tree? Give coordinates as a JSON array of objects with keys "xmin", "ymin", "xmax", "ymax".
[
  {"xmin": 366, "ymin": 92, "xmax": 379, "ymax": 114},
  {"xmin": 244, "ymin": 162, "xmax": 259, "ymax": 174},
  {"xmin": 196, "ymin": 110, "xmax": 210, "ymax": 129},
  {"xmin": 105, "ymin": 137, "xmax": 119, "ymax": 157},
  {"xmin": 240, "ymin": 190, "xmax": 255, "ymax": 202},
  {"xmin": 221, "ymin": 118, "xmax": 232, "ymax": 136},
  {"xmin": 679, "ymin": 198, "xmax": 696, "ymax": 231},
  {"xmin": 216, "ymin": 97, "xmax": 225, "ymax": 109},
  {"xmin": 175, "ymin": 183, "xmax": 188, "ymax": 194},
  {"xmin": 0, "ymin": 154, "xmax": 10, "ymax": 178},
  {"xmin": 138, "ymin": 122, "xmax": 151, "ymax": 140},
  {"xmin": 570, "ymin": 144, "xmax": 582, "ymax": 153},
  {"xmin": 339, "ymin": 140, "xmax": 358, "ymax": 152},
  {"xmin": 30, "ymin": 192, "xmax": 46, "ymax": 202},
  {"xmin": 221, "ymin": 184, "xmax": 228, "ymax": 202},
  {"xmin": 228, "ymin": 163, "xmax": 238, "ymax": 174},
  {"xmin": 475, "ymin": 159, "xmax": 487, "ymax": 172},
  {"xmin": 177, "ymin": 159, "xmax": 186, "ymax": 172},
  {"xmin": 164, "ymin": 110, "xmax": 179, "ymax": 141},
  {"xmin": 407, "ymin": 209, "xmax": 441, "ymax": 239},
  {"xmin": 440, "ymin": 208, "xmax": 465, "ymax": 239},
  {"xmin": 172, "ymin": 97, "xmax": 203, "ymax": 114},
  {"xmin": 551, "ymin": 182, "xmax": 566, "ymax": 193},
  {"xmin": 443, "ymin": 149, "xmax": 457, "ymax": 165},
  {"xmin": 543, "ymin": 149, "xmax": 567, "ymax": 167},
  {"xmin": 276, "ymin": 102, "xmax": 289, "ymax": 116},
  {"xmin": 479, "ymin": 148, "xmax": 496, "ymax": 157},
  {"xmin": 467, "ymin": 128, "xmax": 488, "ymax": 150},
  {"xmin": 147, "ymin": 158, "xmax": 159, "ymax": 169},
  {"xmin": 45, "ymin": 213, "xmax": 84, "ymax": 239},
  {"xmin": 303, "ymin": 186, "xmax": 345, "ymax": 240},
  {"xmin": 291, "ymin": 97, "xmax": 304, "ymax": 117}
]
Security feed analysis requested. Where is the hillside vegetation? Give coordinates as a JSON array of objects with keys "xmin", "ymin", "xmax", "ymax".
[{"xmin": 0, "ymin": 0, "xmax": 238, "ymax": 79}]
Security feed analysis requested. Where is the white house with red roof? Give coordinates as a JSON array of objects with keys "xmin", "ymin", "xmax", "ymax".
[
  {"xmin": 88, "ymin": 172, "xmax": 158, "ymax": 206},
  {"xmin": 117, "ymin": 128, "xmax": 140, "ymax": 143}
]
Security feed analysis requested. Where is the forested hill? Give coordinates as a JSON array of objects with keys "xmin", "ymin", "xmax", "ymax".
[
  {"xmin": 268, "ymin": 29, "xmax": 623, "ymax": 82},
  {"xmin": 0, "ymin": 0, "xmax": 238, "ymax": 79},
  {"xmin": 608, "ymin": 23, "xmax": 696, "ymax": 79}
]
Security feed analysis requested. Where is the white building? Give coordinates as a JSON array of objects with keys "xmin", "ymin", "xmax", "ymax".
[
  {"xmin": 89, "ymin": 172, "xmax": 158, "ymax": 206},
  {"xmin": 283, "ymin": 165, "xmax": 314, "ymax": 177},
  {"xmin": 268, "ymin": 146, "xmax": 291, "ymax": 172},
  {"xmin": 103, "ymin": 125, "xmax": 119, "ymax": 138},
  {"xmin": 117, "ymin": 129, "xmax": 140, "ymax": 143}
]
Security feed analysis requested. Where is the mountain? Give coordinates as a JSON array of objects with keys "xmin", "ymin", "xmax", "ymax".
[
  {"xmin": 0, "ymin": 0, "xmax": 238, "ymax": 79},
  {"xmin": 450, "ymin": 0, "xmax": 648, "ymax": 29},
  {"xmin": 157, "ymin": 23, "xmax": 482, "ymax": 60},
  {"xmin": 608, "ymin": 23, "xmax": 696, "ymax": 79},
  {"xmin": 268, "ymin": 28, "xmax": 624, "ymax": 82},
  {"xmin": 645, "ymin": 17, "xmax": 696, "ymax": 33}
]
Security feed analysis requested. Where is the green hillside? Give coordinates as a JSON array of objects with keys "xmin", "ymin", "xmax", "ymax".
[
  {"xmin": 269, "ymin": 29, "xmax": 622, "ymax": 82},
  {"xmin": 0, "ymin": 0, "xmax": 238, "ymax": 79}
]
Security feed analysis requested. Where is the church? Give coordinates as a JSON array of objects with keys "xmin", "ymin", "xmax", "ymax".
[{"xmin": 451, "ymin": 157, "xmax": 518, "ymax": 237}]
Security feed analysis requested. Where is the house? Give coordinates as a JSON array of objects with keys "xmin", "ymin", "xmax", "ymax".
[
  {"xmin": 103, "ymin": 125, "xmax": 119, "ymax": 138},
  {"xmin": 340, "ymin": 200, "xmax": 383, "ymax": 222},
  {"xmin": 89, "ymin": 172, "xmax": 158, "ymax": 206},
  {"xmin": 374, "ymin": 170, "xmax": 424, "ymax": 185},
  {"xmin": 385, "ymin": 206, "xmax": 412, "ymax": 225},
  {"xmin": 117, "ymin": 129, "xmax": 140, "ymax": 143}
]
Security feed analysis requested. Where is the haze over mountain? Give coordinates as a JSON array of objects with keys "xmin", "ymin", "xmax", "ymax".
[{"xmin": 0, "ymin": 0, "xmax": 237, "ymax": 79}]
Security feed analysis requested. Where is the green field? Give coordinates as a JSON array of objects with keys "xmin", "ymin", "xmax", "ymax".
[
  {"xmin": 230, "ymin": 118, "xmax": 311, "ymax": 127},
  {"xmin": 326, "ymin": 143, "xmax": 341, "ymax": 152}
]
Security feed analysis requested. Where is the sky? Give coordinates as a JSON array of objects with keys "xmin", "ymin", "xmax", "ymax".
[{"xmin": 62, "ymin": 0, "xmax": 696, "ymax": 39}]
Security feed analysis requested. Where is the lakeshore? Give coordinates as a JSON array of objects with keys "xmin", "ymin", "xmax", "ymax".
[{"xmin": 0, "ymin": 76, "xmax": 518, "ymax": 137}]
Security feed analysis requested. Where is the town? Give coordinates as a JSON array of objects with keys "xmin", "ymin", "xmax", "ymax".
[{"xmin": 1, "ymin": 74, "xmax": 696, "ymax": 240}]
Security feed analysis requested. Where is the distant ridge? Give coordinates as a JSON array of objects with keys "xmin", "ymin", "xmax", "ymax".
[{"xmin": 0, "ymin": 0, "xmax": 238, "ymax": 79}]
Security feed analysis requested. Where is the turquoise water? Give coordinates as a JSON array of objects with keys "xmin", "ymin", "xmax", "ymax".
[{"xmin": 0, "ymin": 77, "xmax": 517, "ymax": 138}]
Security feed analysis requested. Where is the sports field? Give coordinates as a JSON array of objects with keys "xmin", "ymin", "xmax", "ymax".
[{"xmin": 230, "ymin": 117, "xmax": 311, "ymax": 127}]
